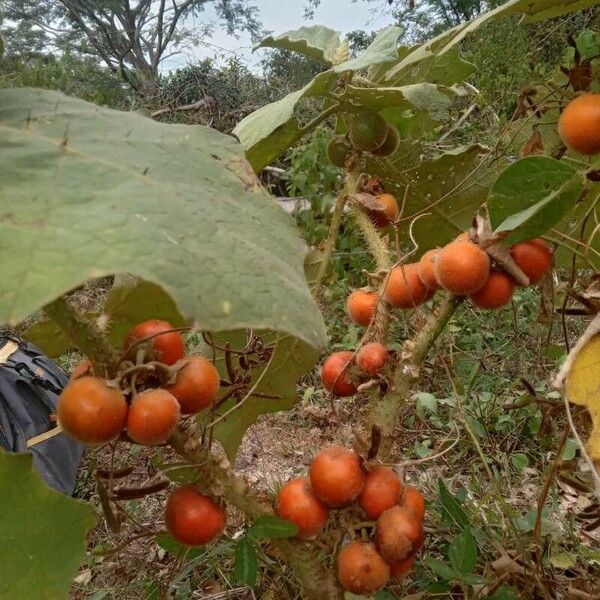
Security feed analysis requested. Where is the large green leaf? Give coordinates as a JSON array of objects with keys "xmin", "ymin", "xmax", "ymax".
[
  {"xmin": 200, "ymin": 330, "xmax": 319, "ymax": 459},
  {"xmin": 333, "ymin": 26, "xmax": 404, "ymax": 73},
  {"xmin": 0, "ymin": 452, "xmax": 96, "ymax": 599},
  {"xmin": 383, "ymin": 45, "xmax": 476, "ymax": 87},
  {"xmin": 232, "ymin": 71, "xmax": 336, "ymax": 171},
  {"xmin": 345, "ymin": 83, "xmax": 454, "ymax": 122},
  {"xmin": 488, "ymin": 156, "xmax": 585, "ymax": 243},
  {"xmin": 256, "ymin": 26, "xmax": 341, "ymax": 64},
  {"xmin": 367, "ymin": 145, "xmax": 503, "ymax": 251},
  {"xmin": 0, "ymin": 88, "xmax": 326, "ymax": 351}
]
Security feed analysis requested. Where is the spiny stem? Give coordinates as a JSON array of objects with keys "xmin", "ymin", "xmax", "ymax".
[
  {"xmin": 371, "ymin": 292, "xmax": 459, "ymax": 459},
  {"xmin": 44, "ymin": 295, "xmax": 120, "ymax": 376}
]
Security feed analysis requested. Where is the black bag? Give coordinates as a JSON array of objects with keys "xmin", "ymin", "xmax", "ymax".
[{"xmin": 0, "ymin": 332, "xmax": 83, "ymax": 495}]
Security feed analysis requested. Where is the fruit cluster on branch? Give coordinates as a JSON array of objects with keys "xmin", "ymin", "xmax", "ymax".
[{"xmin": 275, "ymin": 446, "xmax": 427, "ymax": 595}]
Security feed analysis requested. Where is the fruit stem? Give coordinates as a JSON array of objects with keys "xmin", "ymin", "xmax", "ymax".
[
  {"xmin": 371, "ymin": 291, "xmax": 459, "ymax": 459},
  {"xmin": 44, "ymin": 295, "xmax": 121, "ymax": 376},
  {"xmin": 168, "ymin": 428, "xmax": 342, "ymax": 599},
  {"xmin": 299, "ymin": 103, "xmax": 340, "ymax": 136}
]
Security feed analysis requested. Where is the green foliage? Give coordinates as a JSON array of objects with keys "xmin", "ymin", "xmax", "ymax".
[
  {"xmin": 154, "ymin": 58, "xmax": 279, "ymax": 132},
  {"xmin": 0, "ymin": 53, "xmax": 129, "ymax": 107},
  {"xmin": 233, "ymin": 537, "xmax": 258, "ymax": 587},
  {"xmin": 0, "ymin": 452, "xmax": 96, "ymax": 598},
  {"xmin": 489, "ymin": 156, "xmax": 585, "ymax": 244},
  {"xmin": 0, "ymin": 87, "xmax": 326, "ymax": 350},
  {"xmin": 247, "ymin": 515, "xmax": 299, "ymax": 540}
]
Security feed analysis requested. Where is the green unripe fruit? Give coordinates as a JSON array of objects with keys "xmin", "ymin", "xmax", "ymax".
[
  {"xmin": 372, "ymin": 124, "xmax": 400, "ymax": 157},
  {"xmin": 349, "ymin": 112, "xmax": 388, "ymax": 152},
  {"xmin": 327, "ymin": 136, "xmax": 352, "ymax": 168}
]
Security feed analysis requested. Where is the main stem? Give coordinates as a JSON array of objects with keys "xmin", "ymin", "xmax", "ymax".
[
  {"xmin": 44, "ymin": 295, "xmax": 121, "ymax": 377},
  {"xmin": 372, "ymin": 292, "xmax": 459, "ymax": 459}
]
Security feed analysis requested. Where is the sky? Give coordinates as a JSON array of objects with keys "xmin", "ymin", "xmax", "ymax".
[{"xmin": 162, "ymin": 0, "xmax": 396, "ymax": 72}]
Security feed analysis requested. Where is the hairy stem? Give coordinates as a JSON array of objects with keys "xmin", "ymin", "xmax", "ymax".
[
  {"xmin": 312, "ymin": 192, "xmax": 347, "ymax": 293},
  {"xmin": 44, "ymin": 295, "xmax": 120, "ymax": 376},
  {"xmin": 169, "ymin": 429, "xmax": 342, "ymax": 600},
  {"xmin": 371, "ymin": 292, "xmax": 459, "ymax": 459}
]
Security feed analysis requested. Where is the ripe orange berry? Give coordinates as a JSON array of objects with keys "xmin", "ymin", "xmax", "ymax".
[
  {"xmin": 58, "ymin": 376, "xmax": 127, "ymax": 444},
  {"xmin": 346, "ymin": 289, "xmax": 379, "ymax": 327},
  {"xmin": 125, "ymin": 319, "xmax": 185, "ymax": 365},
  {"xmin": 358, "ymin": 466, "xmax": 403, "ymax": 520},
  {"xmin": 275, "ymin": 478, "xmax": 329, "ymax": 539},
  {"xmin": 70, "ymin": 359, "xmax": 93, "ymax": 380},
  {"xmin": 454, "ymin": 231, "xmax": 471, "ymax": 243},
  {"xmin": 510, "ymin": 238, "xmax": 552, "ymax": 285},
  {"xmin": 557, "ymin": 93, "xmax": 600, "ymax": 155},
  {"xmin": 321, "ymin": 351, "xmax": 357, "ymax": 397},
  {"xmin": 417, "ymin": 249, "xmax": 441, "ymax": 290},
  {"xmin": 165, "ymin": 485, "xmax": 226, "ymax": 546},
  {"xmin": 383, "ymin": 264, "xmax": 431, "ymax": 308},
  {"xmin": 369, "ymin": 193, "xmax": 399, "ymax": 228},
  {"xmin": 166, "ymin": 355, "xmax": 220, "ymax": 414},
  {"xmin": 126, "ymin": 389, "xmax": 180, "ymax": 445},
  {"xmin": 309, "ymin": 447, "xmax": 366, "ymax": 507},
  {"xmin": 401, "ymin": 485, "xmax": 426, "ymax": 522},
  {"xmin": 389, "ymin": 554, "xmax": 416, "ymax": 580},
  {"xmin": 375, "ymin": 505, "xmax": 423, "ymax": 563},
  {"xmin": 356, "ymin": 342, "xmax": 388, "ymax": 377},
  {"xmin": 337, "ymin": 541, "xmax": 390, "ymax": 595},
  {"xmin": 435, "ymin": 241, "xmax": 490, "ymax": 295},
  {"xmin": 470, "ymin": 271, "xmax": 515, "ymax": 309}
]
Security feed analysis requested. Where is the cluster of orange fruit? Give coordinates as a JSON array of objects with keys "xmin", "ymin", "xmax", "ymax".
[
  {"xmin": 320, "ymin": 230, "xmax": 552, "ymax": 397},
  {"xmin": 58, "ymin": 319, "xmax": 220, "ymax": 445},
  {"xmin": 275, "ymin": 447, "xmax": 425, "ymax": 595}
]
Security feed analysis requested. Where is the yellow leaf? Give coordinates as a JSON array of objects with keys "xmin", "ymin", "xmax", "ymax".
[{"xmin": 565, "ymin": 334, "xmax": 600, "ymax": 460}]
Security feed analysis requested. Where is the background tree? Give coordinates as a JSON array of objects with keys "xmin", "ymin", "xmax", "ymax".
[{"xmin": 1, "ymin": 0, "xmax": 261, "ymax": 94}]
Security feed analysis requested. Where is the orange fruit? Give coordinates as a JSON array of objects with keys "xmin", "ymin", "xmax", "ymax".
[
  {"xmin": 58, "ymin": 376, "xmax": 127, "ymax": 444},
  {"xmin": 435, "ymin": 241, "xmax": 490, "ymax": 295},
  {"xmin": 309, "ymin": 447, "xmax": 366, "ymax": 507},
  {"xmin": 470, "ymin": 271, "xmax": 515, "ymax": 309},
  {"xmin": 337, "ymin": 541, "xmax": 390, "ymax": 595},
  {"xmin": 356, "ymin": 342, "xmax": 388, "ymax": 377},
  {"xmin": 383, "ymin": 264, "xmax": 431, "ymax": 308},
  {"xmin": 557, "ymin": 93, "xmax": 600, "ymax": 155},
  {"xmin": 389, "ymin": 554, "xmax": 416, "ymax": 580},
  {"xmin": 124, "ymin": 319, "xmax": 185, "ymax": 365},
  {"xmin": 165, "ymin": 485, "xmax": 226, "ymax": 546},
  {"xmin": 401, "ymin": 485, "xmax": 426, "ymax": 522},
  {"xmin": 369, "ymin": 193, "xmax": 399, "ymax": 228},
  {"xmin": 510, "ymin": 238, "xmax": 552, "ymax": 285},
  {"xmin": 126, "ymin": 389, "xmax": 180, "ymax": 445},
  {"xmin": 417, "ymin": 249, "xmax": 441, "ymax": 290},
  {"xmin": 346, "ymin": 290, "xmax": 379, "ymax": 326},
  {"xmin": 375, "ymin": 505, "xmax": 423, "ymax": 563},
  {"xmin": 70, "ymin": 359, "xmax": 93, "ymax": 380},
  {"xmin": 358, "ymin": 466, "xmax": 403, "ymax": 520},
  {"xmin": 275, "ymin": 477, "xmax": 329, "ymax": 539},
  {"xmin": 167, "ymin": 355, "xmax": 220, "ymax": 414},
  {"xmin": 321, "ymin": 351, "xmax": 358, "ymax": 397}
]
